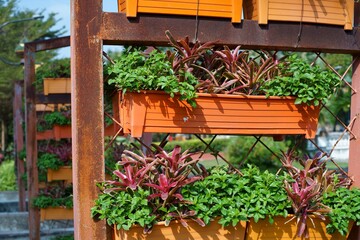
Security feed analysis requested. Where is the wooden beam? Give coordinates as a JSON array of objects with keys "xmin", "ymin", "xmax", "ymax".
[
  {"xmin": 71, "ymin": 0, "xmax": 109, "ymax": 239},
  {"xmin": 101, "ymin": 13, "xmax": 360, "ymax": 54}
]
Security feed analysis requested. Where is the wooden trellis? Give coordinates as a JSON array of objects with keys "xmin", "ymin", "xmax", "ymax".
[{"xmin": 22, "ymin": 2, "xmax": 360, "ymax": 240}]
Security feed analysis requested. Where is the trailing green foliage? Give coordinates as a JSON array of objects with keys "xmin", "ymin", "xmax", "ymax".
[
  {"xmin": 262, "ymin": 54, "xmax": 341, "ymax": 106},
  {"xmin": 323, "ymin": 187, "xmax": 360, "ymax": 236},
  {"xmin": 107, "ymin": 49, "xmax": 198, "ymax": 107},
  {"xmin": 0, "ymin": 160, "xmax": 17, "ymax": 191},
  {"xmin": 182, "ymin": 165, "xmax": 291, "ymax": 226}
]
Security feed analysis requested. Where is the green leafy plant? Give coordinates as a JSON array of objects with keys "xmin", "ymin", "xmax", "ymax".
[
  {"xmin": 107, "ymin": 48, "xmax": 198, "ymax": 107},
  {"xmin": 262, "ymin": 54, "xmax": 341, "ymax": 106},
  {"xmin": 37, "ymin": 153, "xmax": 64, "ymax": 172},
  {"xmin": 182, "ymin": 165, "xmax": 291, "ymax": 226},
  {"xmin": 33, "ymin": 184, "xmax": 73, "ymax": 209},
  {"xmin": 323, "ymin": 187, "xmax": 360, "ymax": 236},
  {"xmin": 35, "ymin": 58, "xmax": 71, "ymax": 92},
  {"xmin": 37, "ymin": 109, "xmax": 71, "ymax": 132}
]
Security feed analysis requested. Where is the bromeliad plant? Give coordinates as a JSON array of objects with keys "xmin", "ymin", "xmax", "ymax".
[
  {"xmin": 279, "ymin": 149, "xmax": 355, "ymax": 238},
  {"xmin": 91, "ymin": 145, "xmax": 207, "ymax": 232}
]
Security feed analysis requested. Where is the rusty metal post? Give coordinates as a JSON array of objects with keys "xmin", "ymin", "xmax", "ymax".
[
  {"xmin": 24, "ymin": 43, "xmax": 40, "ymax": 239},
  {"xmin": 348, "ymin": 3, "xmax": 360, "ymax": 239},
  {"xmin": 13, "ymin": 81, "xmax": 26, "ymax": 211},
  {"xmin": 71, "ymin": 0, "xmax": 108, "ymax": 239}
]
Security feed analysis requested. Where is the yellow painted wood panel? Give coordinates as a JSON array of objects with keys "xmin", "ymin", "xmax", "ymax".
[
  {"xmin": 43, "ymin": 78, "xmax": 71, "ymax": 95},
  {"xmin": 243, "ymin": 0, "xmax": 353, "ymax": 29},
  {"xmin": 40, "ymin": 208, "xmax": 73, "ymax": 221},
  {"xmin": 118, "ymin": 0, "xmax": 242, "ymax": 22}
]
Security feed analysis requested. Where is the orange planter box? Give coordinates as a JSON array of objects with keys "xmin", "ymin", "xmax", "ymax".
[
  {"xmin": 245, "ymin": 216, "xmax": 352, "ymax": 240},
  {"xmin": 40, "ymin": 207, "xmax": 73, "ymax": 221},
  {"xmin": 243, "ymin": 0, "xmax": 354, "ymax": 30},
  {"xmin": 47, "ymin": 166, "xmax": 72, "ymax": 182},
  {"xmin": 117, "ymin": 0, "xmax": 243, "ymax": 23},
  {"xmin": 37, "ymin": 124, "xmax": 119, "ymax": 140},
  {"xmin": 112, "ymin": 91, "xmax": 320, "ymax": 139},
  {"xmin": 114, "ymin": 219, "xmax": 246, "ymax": 240},
  {"xmin": 43, "ymin": 78, "xmax": 71, "ymax": 95},
  {"xmin": 36, "ymin": 125, "xmax": 71, "ymax": 140}
]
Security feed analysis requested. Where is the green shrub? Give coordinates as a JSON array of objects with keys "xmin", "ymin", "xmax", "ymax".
[
  {"xmin": 226, "ymin": 136, "xmax": 288, "ymax": 173},
  {"xmin": 0, "ymin": 160, "xmax": 17, "ymax": 191},
  {"xmin": 162, "ymin": 137, "xmax": 230, "ymax": 153}
]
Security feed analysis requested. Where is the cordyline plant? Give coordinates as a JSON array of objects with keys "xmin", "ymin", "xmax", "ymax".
[
  {"xmin": 91, "ymin": 145, "xmax": 207, "ymax": 233},
  {"xmin": 279, "ymin": 149, "xmax": 352, "ymax": 238}
]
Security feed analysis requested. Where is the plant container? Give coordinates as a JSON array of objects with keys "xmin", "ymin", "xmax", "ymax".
[
  {"xmin": 43, "ymin": 78, "xmax": 71, "ymax": 95},
  {"xmin": 114, "ymin": 219, "xmax": 247, "ymax": 240},
  {"xmin": 245, "ymin": 216, "xmax": 353, "ymax": 240},
  {"xmin": 117, "ymin": 0, "xmax": 243, "ymax": 22},
  {"xmin": 243, "ymin": 0, "xmax": 354, "ymax": 30},
  {"xmin": 112, "ymin": 91, "xmax": 320, "ymax": 139},
  {"xmin": 40, "ymin": 207, "xmax": 73, "ymax": 221},
  {"xmin": 47, "ymin": 166, "xmax": 72, "ymax": 182},
  {"xmin": 36, "ymin": 130, "xmax": 54, "ymax": 140}
]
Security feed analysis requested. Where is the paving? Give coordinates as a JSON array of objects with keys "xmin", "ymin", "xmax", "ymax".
[{"xmin": 0, "ymin": 191, "xmax": 74, "ymax": 239}]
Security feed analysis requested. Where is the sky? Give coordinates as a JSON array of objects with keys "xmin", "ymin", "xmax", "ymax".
[{"xmin": 17, "ymin": 0, "xmax": 120, "ymax": 58}]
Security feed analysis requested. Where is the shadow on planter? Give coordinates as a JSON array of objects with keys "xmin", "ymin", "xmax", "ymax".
[
  {"xmin": 114, "ymin": 219, "xmax": 247, "ymax": 240},
  {"xmin": 245, "ymin": 216, "xmax": 353, "ymax": 240}
]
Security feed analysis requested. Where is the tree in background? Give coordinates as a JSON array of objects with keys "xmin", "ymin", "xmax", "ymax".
[{"xmin": 0, "ymin": 0, "xmax": 65, "ymax": 154}]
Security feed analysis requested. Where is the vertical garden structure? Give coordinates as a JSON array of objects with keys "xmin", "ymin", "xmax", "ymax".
[{"xmin": 23, "ymin": 1, "xmax": 360, "ymax": 239}]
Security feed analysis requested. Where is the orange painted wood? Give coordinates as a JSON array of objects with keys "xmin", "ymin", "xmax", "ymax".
[
  {"xmin": 245, "ymin": 216, "xmax": 353, "ymax": 240},
  {"xmin": 117, "ymin": 0, "xmax": 243, "ymax": 22},
  {"xmin": 40, "ymin": 207, "xmax": 74, "ymax": 221},
  {"xmin": 43, "ymin": 78, "xmax": 71, "ymax": 95},
  {"xmin": 114, "ymin": 219, "xmax": 247, "ymax": 240},
  {"xmin": 243, "ymin": 0, "xmax": 354, "ymax": 30},
  {"xmin": 36, "ymin": 130, "xmax": 54, "ymax": 140},
  {"xmin": 37, "ymin": 124, "xmax": 119, "ymax": 141},
  {"xmin": 113, "ymin": 91, "xmax": 320, "ymax": 139},
  {"xmin": 47, "ymin": 166, "xmax": 72, "ymax": 182}
]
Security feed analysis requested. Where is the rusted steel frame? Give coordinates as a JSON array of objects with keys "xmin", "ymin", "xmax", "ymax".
[
  {"xmin": 349, "ymin": 56, "xmax": 360, "ymax": 187},
  {"xmin": 25, "ymin": 36, "xmax": 70, "ymax": 52},
  {"xmin": 194, "ymin": 134, "xmax": 243, "ymax": 176},
  {"xmin": 101, "ymin": 13, "xmax": 360, "ymax": 54},
  {"xmin": 24, "ymin": 43, "xmax": 40, "ymax": 239},
  {"xmin": 13, "ymin": 81, "xmax": 26, "ymax": 212},
  {"xmin": 71, "ymin": 0, "xmax": 110, "ymax": 239}
]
